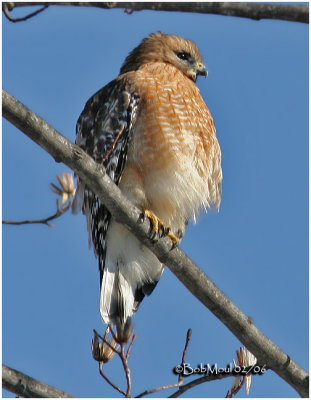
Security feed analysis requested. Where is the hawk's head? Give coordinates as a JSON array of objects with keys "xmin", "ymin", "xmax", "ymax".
[{"xmin": 120, "ymin": 31, "xmax": 207, "ymax": 82}]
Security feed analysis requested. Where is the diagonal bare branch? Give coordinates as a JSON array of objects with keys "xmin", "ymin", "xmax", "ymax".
[
  {"xmin": 3, "ymin": 2, "xmax": 309, "ymax": 23},
  {"xmin": 2, "ymin": 89, "xmax": 309, "ymax": 397},
  {"xmin": 2, "ymin": 364, "xmax": 75, "ymax": 398}
]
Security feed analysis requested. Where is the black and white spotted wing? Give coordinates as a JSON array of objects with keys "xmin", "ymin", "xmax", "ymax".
[{"xmin": 73, "ymin": 78, "xmax": 140, "ymax": 283}]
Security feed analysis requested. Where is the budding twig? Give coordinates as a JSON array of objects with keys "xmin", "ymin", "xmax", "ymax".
[
  {"xmin": 3, "ymin": 172, "xmax": 75, "ymax": 227},
  {"xmin": 93, "ymin": 327, "xmax": 136, "ymax": 397},
  {"xmin": 178, "ymin": 328, "xmax": 192, "ymax": 384}
]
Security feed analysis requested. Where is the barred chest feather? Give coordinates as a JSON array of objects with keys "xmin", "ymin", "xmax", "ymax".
[{"xmin": 119, "ymin": 64, "xmax": 222, "ymax": 233}]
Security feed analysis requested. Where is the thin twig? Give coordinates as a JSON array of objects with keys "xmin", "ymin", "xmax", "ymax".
[
  {"xmin": 178, "ymin": 328, "xmax": 192, "ymax": 384},
  {"xmin": 136, "ymin": 382, "xmax": 182, "ymax": 398},
  {"xmin": 105, "ymin": 324, "xmax": 134, "ymax": 397},
  {"xmin": 169, "ymin": 372, "xmax": 236, "ymax": 398},
  {"xmin": 99, "ymin": 362, "xmax": 126, "ymax": 396},
  {"xmin": 3, "ymin": 172, "xmax": 74, "ymax": 227},
  {"xmin": 120, "ymin": 344, "xmax": 132, "ymax": 398},
  {"xmin": 2, "ymin": 201, "xmax": 72, "ymax": 227},
  {"xmin": 2, "ymin": 3, "xmax": 49, "ymax": 22},
  {"xmin": 94, "ymin": 327, "xmax": 135, "ymax": 397},
  {"xmin": 136, "ymin": 329, "xmax": 192, "ymax": 398},
  {"xmin": 126, "ymin": 333, "xmax": 137, "ymax": 360},
  {"xmin": 137, "ymin": 364, "xmax": 238, "ymax": 398}
]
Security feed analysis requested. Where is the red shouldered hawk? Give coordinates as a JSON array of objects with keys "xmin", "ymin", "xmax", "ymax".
[{"xmin": 73, "ymin": 32, "xmax": 222, "ymax": 340}]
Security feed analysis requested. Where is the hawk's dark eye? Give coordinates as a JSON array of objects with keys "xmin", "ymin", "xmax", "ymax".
[{"xmin": 176, "ymin": 52, "xmax": 191, "ymax": 61}]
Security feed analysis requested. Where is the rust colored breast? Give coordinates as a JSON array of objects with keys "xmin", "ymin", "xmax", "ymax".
[{"xmin": 119, "ymin": 63, "xmax": 222, "ymax": 225}]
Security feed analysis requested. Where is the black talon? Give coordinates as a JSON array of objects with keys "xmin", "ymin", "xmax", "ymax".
[
  {"xmin": 159, "ymin": 224, "xmax": 166, "ymax": 238},
  {"xmin": 170, "ymin": 240, "xmax": 179, "ymax": 250},
  {"xmin": 138, "ymin": 212, "xmax": 145, "ymax": 224}
]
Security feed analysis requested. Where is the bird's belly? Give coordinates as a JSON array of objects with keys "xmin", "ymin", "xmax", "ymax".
[
  {"xmin": 144, "ymin": 160, "xmax": 205, "ymax": 229},
  {"xmin": 120, "ymin": 147, "xmax": 208, "ymax": 233}
]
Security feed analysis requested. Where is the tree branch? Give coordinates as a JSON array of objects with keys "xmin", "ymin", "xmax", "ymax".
[
  {"xmin": 2, "ymin": 201, "xmax": 72, "ymax": 227},
  {"xmin": 169, "ymin": 371, "xmax": 236, "ymax": 398},
  {"xmin": 2, "ymin": 89, "xmax": 309, "ymax": 397},
  {"xmin": 3, "ymin": 172, "xmax": 75, "ymax": 226},
  {"xmin": 2, "ymin": 364, "xmax": 75, "ymax": 398},
  {"xmin": 2, "ymin": 2, "xmax": 48, "ymax": 22},
  {"xmin": 3, "ymin": 2, "xmax": 309, "ymax": 23}
]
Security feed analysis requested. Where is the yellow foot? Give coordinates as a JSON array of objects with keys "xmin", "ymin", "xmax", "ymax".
[
  {"xmin": 165, "ymin": 227, "xmax": 181, "ymax": 249},
  {"xmin": 144, "ymin": 209, "xmax": 164, "ymax": 237},
  {"xmin": 144, "ymin": 209, "xmax": 181, "ymax": 248}
]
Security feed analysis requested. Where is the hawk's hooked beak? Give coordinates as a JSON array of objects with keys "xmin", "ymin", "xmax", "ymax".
[{"xmin": 195, "ymin": 62, "xmax": 208, "ymax": 78}]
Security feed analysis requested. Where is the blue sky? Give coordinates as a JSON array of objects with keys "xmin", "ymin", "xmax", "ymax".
[{"xmin": 3, "ymin": 4, "xmax": 308, "ymax": 398}]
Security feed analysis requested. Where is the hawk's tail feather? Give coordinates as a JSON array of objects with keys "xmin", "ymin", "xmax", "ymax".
[
  {"xmin": 100, "ymin": 263, "xmax": 161, "ymax": 336},
  {"xmin": 100, "ymin": 263, "xmax": 136, "ymax": 343},
  {"xmin": 100, "ymin": 262, "xmax": 135, "ymax": 326},
  {"xmin": 99, "ymin": 223, "xmax": 164, "ymax": 340}
]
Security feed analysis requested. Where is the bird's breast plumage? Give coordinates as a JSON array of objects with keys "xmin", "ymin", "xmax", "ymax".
[{"xmin": 119, "ymin": 63, "xmax": 222, "ymax": 231}]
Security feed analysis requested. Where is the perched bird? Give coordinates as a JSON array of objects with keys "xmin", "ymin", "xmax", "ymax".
[{"xmin": 73, "ymin": 32, "xmax": 222, "ymax": 340}]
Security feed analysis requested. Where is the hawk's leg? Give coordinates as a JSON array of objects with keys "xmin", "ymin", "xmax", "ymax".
[{"xmin": 144, "ymin": 209, "xmax": 181, "ymax": 248}]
